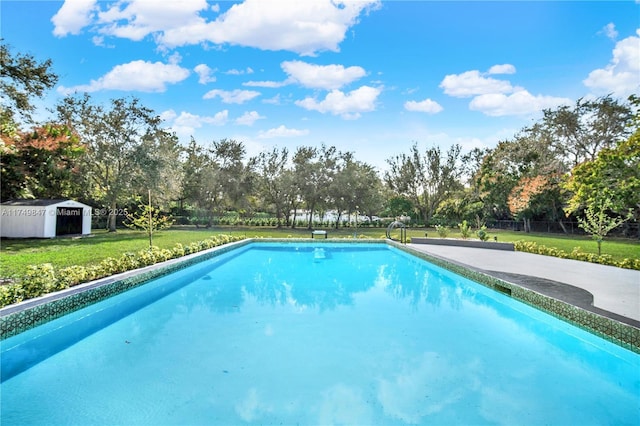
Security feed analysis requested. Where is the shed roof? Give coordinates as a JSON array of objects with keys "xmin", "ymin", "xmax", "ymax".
[{"xmin": 1, "ymin": 199, "xmax": 80, "ymax": 207}]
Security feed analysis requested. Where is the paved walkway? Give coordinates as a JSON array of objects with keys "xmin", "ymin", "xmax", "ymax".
[{"xmin": 407, "ymin": 244, "xmax": 640, "ymax": 327}]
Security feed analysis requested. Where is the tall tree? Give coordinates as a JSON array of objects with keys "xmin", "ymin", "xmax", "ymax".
[
  {"xmin": 57, "ymin": 94, "xmax": 174, "ymax": 231},
  {"xmin": 0, "ymin": 124, "xmax": 85, "ymax": 201},
  {"xmin": 254, "ymin": 147, "xmax": 291, "ymax": 227},
  {"xmin": 210, "ymin": 138, "xmax": 253, "ymax": 217},
  {"xmin": 179, "ymin": 138, "xmax": 217, "ymax": 226},
  {"xmin": 564, "ymin": 96, "xmax": 640, "ymax": 236},
  {"xmin": 0, "ymin": 41, "xmax": 58, "ymax": 125},
  {"xmin": 542, "ymin": 96, "xmax": 632, "ymax": 167},
  {"xmin": 476, "ymin": 125, "xmax": 567, "ymax": 228},
  {"xmin": 385, "ymin": 143, "xmax": 463, "ymax": 225},
  {"xmin": 329, "ymin": 152, "xmax": 382, "ymax": 228},
  {"xmin": 293, "ymin": 144, "xmax": 338, "ymax": 228}
]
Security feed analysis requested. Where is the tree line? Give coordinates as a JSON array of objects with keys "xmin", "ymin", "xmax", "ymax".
[{"xmin": 1, "ymin": 42, "xmax": 638, "ymax": 236}]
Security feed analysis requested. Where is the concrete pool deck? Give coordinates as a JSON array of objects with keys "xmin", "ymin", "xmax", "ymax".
[{"xmin": 407, "ymin": 243, "xmax": 640, "ymax": 328}]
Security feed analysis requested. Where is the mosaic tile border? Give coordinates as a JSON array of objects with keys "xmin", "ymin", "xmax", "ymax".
[
  {"xmin": 2, "ymin": 238, "xmax": 638, "ymax": 354},
  {"xmin": 391, "ymin": 241, "xmax": 640, "ymax": 354}
]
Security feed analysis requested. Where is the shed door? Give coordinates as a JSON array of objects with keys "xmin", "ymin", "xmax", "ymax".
[{"xmin": 56, "ymin": 207, "xmax": 83, "ymax": 235}]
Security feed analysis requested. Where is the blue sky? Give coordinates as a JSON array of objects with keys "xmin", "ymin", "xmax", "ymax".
[{"xmin": 2, "ymin": 0, "xmax": 639, "ymax": 171}]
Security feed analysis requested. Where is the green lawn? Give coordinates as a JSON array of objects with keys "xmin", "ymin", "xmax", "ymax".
[{"xmin": 1, "ymin": 226, "xmax": 638, "ymax": 279}]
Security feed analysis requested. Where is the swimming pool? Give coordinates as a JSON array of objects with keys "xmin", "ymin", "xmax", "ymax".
[{"xmin": 1, "ymin": 242, "xmax": 639, "ymax": 425}]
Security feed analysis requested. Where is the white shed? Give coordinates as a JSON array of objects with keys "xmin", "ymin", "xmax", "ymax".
[{"xmin": 0, "ymin": 199, "xmax": 92, "ymax": 238}]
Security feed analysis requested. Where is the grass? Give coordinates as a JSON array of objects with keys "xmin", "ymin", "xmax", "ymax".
[{"xmin": 1, "ymin": 225, "xmax": 638, "ymax": 280}]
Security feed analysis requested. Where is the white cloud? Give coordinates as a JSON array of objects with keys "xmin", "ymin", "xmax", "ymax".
[
  {"xmin": 263, "ymin": 94, "xmax": 282, "ymax": 105},
  {"xmin": 243, "ymin": 80, "xmax": 289, "ymax": 88},
  {"xmin": 404, "ymin": 98, "xmax": 443, "ymax": 114},
  {"xmin": 225, "ymin": 67, "xmax": 254, "ymax": 75},
  {"xmin": 583, "ymin": 29, "xmax": 640, "ymax": 98},
  {"xmin": 175, "ymin": 110, "xmax": 228, "ymax": 126},
  {"xmin": 488, "ymin": 64, "xmax": 516, "ymax": 75},
  {"xmin": 64, "ymin": 0, "xmax": 380, "ymax": 55},
  {"xmin": 159, "ymin": 109, "xmax": 177, "ymax": 121},
  {"xmin": 600, "ymin": 22, "xmax": 619, "ymax": 40},
  {"xmin": 295, "ymin": 85, "xmax": 381, "ymax": 119},
  {"xmin": 162, "ymin": 109, "xmax": 228, "ymax": 137},
  {"xmin": 203, "ymin": 89, "xmax": 261, "ymax": 104},
  {"xmin": 95, "ymin": 0, "xmax": 210, "ymax": 42},
  {"xmin": 469, "ymin": 90, "xmax": 571, "ymax": 116},
  {"xmin": 194, "ymin": 64, "xmax": 216, "ymax": 84},
  {"xmin": 440, "ymin": 64, "xmax": 572, "ymax": 117},
  {"xmin": 52, "ymin": 0, "xmax": 97, "ymax": 37},
  {"xmin": 235, "ymin": 111, "xmax": 265, "ymax": 126},
  {"xmin": 164, "ymin": 0, "xmax": 381, "ymax": 55},
  {"xmin": 440, "ymin": 70, "xmax": 513, "ymax": 97},
  {"xmin": 282, "ymin": 60, "xmax": 366, "ymax": 90},
  {"xmin": 258, "ymin": 125, "xmax": 309, "ymax": 139},
  {"xmin": 57, "ymin": 60, "xmax": 190, "ymax": 94}
]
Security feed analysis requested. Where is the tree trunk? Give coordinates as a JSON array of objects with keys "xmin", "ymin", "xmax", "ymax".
[
  {"xmin": 557, "ymin": 219, "xmax": 568, "ymax": 234},
  {"xmin": 307, "ymin": 203, "xmax": 315, "ymax": 229},
  {"xmin": 108, "ymin": 200, "xmax": 117, "ymax": 232},
  {"xmin": 275, "ymin": 206, "xmax": 282, "ymax": 228}
]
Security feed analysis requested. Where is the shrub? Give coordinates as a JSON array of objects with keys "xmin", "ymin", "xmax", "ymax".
[
  {"xmin": 458, "ymin": 220, "xmax": 472, "ymax": 239},
  {"xmin": 58, "ymin": 265, "xmax": 89, "ymax": 288},
  {"xmin": 514, "ymin": 241, "xmax": 639, "ymax": 270},
  {"xmin": 476, "ymin": 226, "xmax": 489, "ymax": 242},
  {"xmin": 22, "ymin": 264, "xmax": 58, "ymax": 299},
  {"xmin": 435, "ymin": 225, "xmax": 449, "ymax": 238},
  {"xmin": 0, "ymin": 283, "xmax": 24, "ymax": 306}
]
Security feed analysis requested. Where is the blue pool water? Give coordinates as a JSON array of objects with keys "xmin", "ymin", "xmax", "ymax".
[{"xmin": 1, "ymin": 242, "xmax": 639, "ymax": 425}]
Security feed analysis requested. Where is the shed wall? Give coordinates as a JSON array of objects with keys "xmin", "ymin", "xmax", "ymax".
[{"xmin": 0, "ymin": 206, "xmax": 48, "ymax": 238}]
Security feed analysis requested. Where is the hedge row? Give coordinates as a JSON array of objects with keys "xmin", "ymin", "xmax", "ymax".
[
  {"xmin": 0, "ymin": 235, "xmax": 243, "ymax": 309},
  {"xmin": 514, "ymin": 241, "xmax": 640, "ymax": 270}
]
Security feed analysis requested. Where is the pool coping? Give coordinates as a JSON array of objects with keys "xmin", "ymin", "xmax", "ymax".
[{"xmin": 1, "ymin": 238, "xmax": 638, "ymax": 354}]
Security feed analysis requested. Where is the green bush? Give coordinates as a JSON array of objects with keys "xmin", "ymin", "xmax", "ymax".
[
  {"xmin": 22, "ymin": 264, "xmax": 58, "ymax": 299},
  {"xmin": 435, "ymin": 225, "xmax": 449, "ymax": 238},
  {"xmin": 476, "ymin": 226, "xmax": 489, "ymax": 242},
  {"xmin": 0, "ymin": 283, "xmax": 24, "ymax": 306},
  {"xmin": 458, "ymin": 220, "xmax": 472, "ymax": 239},
  {"xmin": 514, "ymin": 241, "xmax": 640, "ymax": 270},
  {"xmin": 58, "ymin": 265, "xmax": 89, "ymax": 288}
]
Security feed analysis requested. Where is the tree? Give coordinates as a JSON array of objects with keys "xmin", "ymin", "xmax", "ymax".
[
  {"xmin": 564, "ymin": 136, "xmax": 640, "ymax": 217},
  {"xmin": 254, "ymin": 147, "xmax": 291, "ymax": 227},
  {"xmin": 384, "ymin": 196, "xmax": 413, "ymax": 219},
  {"xmin": 57, "ymin": 94, "xmax": 175, "ymax": 231},
  {"xmin": 577, "ymin": 197, "xmax": 631, "ymax": 256},
  {"xmin": 542, "ymin": 96, "xmax": 632, "ymax": 167},
  {"xmin": 564, "ymin": 96, "xmax": 640, "ymax": 237},
  {"xmin": 475, "ymin": 125, "xmax": 567, "ymax": 229},
  {"xmin": 0, "ymin": 124, "xmax": 85, "ymax": 201},
  {"xmin": 293, "ymin": 144, "xmax": 338, "ymax": 228},
  {"xmin": 0, "ymin": 41, "xmax": 58, "ymax": 125},
  {"xmin": 179, "ymin": 138, "xmax": 219, "ymax": 226},
  {"xmin": 210, "ymin": 138, "xmax": 254, "ymax": 217},
  {"xmin": 328, "ymin": 152, "xmax": 381, "ymax": 228},
  {"xmin": 385, "ymin": 143, "xmax": 463, "ymax": 225},
  {"xmin": 508, "ymin": 175, "xmax": 553, "ymax": 233},
  {"xmin": 124, "ymin": 191, "xmax": 175, "ymax": 249}
]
